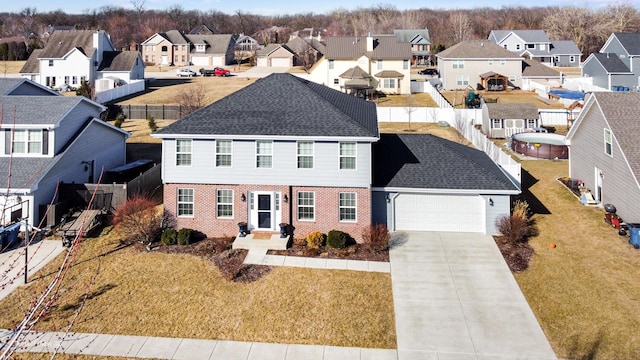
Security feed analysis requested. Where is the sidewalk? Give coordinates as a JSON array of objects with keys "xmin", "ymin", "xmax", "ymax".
[
  {"xmin": 243, "ymin": 249, "xmax": 390, "ymax": 273},
  {"xmin": 1, "ymin": 330, "xmax": 398, "ymax": 360}
]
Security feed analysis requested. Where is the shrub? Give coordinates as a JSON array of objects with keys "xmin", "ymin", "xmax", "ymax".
[
  {"xmin": 306, "ymin": 231, "xmax": 325, "ymax": 249},
  {"xmin": 177, "ymin": 228, "xmax": 193, "ymax": 245},
  {"xmin": 112, "ymin": 196, "xmax": 162, "ymax": 246},
  {"xmin": 327, "ymin": 230, "xmax": 347, "ymax": 249},
  {"xmin": 161, "ymin": 228, "xmax": 177, "ymax": 245},
  {"xmin": 147, "ymin": 114, "xmax": 157, "ymax": 132},
  {"xmin": 114, "ymin": 113, "xmax": 125, "ymax": 128},
  {"xmin": 362, "ymin": 224, "xmax": 391, "ymax": 252},
  {"xmin": 496, "ymin": 200, "xmax": 536, "ymax": 244}
]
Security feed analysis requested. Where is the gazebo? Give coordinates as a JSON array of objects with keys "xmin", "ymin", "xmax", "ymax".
[
  {"xmin": 340, "ymin": 66, "xmax": 374, "ymax": 98},
  {"xmin": 480, "ymin": 71, "xmax": 509, "ymax": 91}
]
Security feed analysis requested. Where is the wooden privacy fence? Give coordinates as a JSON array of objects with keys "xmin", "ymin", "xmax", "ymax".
[{"xmin": 119, "ymin": 104, "xmax": 183, "ymax": 120}]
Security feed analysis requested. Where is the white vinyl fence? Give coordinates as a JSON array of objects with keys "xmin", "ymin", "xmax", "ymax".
[{"xmin": 95, "ymin": 80, "xmax": 145, "ymax": 104}]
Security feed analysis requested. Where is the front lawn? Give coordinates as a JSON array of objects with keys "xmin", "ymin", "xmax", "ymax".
[{"xmin": 0, "ymin": 229, "xmax": 395, "ymax": 349}]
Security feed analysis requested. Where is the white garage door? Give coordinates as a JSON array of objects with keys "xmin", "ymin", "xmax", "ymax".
[
  {"xmin": 394, "ymin": 194, "xmax": 485, "ymax": 232},
  {"xmin": 211, "ymin": 57, "xmax": 223, "ymax": 66},
  {"xmin": 271, "ymin": 58, "xmax": 290, "ymax": 67},
  {"xmin": 256, "ymin": 57, "xmax": 268, "ymax": 67},
  {"xmin": 191, "ymin": 56, "xmax": 209, "ymax": 66}
]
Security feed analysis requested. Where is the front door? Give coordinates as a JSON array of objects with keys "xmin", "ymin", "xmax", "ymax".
[
  {"xmin": 258, "ymin": 194, "xmax": 272, "ymax": 229},
  {"xmin": 248, "ymin": 191, "xmax": 282, "ymax": 231}
]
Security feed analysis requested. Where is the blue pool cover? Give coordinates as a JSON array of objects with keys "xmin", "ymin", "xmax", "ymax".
[{"xmin": 549, "ymin": 89, "xmax": 585, "ymax": 100}]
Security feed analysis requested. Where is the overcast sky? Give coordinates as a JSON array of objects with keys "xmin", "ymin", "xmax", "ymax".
[{"xmin": 4, "ymin": 0, "xmax": 631, "ymax": 16}]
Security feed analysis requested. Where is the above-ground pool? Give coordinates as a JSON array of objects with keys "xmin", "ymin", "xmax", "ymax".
[
  {"xmin": 510, "ymin": 132, "xmax": 568, "ymax": 159},
  {"xmin": 549, "ymin": 89, "xmax": 585, "ymax": 100}
]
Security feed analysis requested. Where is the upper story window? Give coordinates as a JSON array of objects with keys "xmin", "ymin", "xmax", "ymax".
[
  {"xmin": 196, "ymin": 44, "xmax": 206, "ymax": 52},
  {"xmin": 333, "ymin": 78, "xmax": 339, "ymax": 85},
  {"xmin": 339, "ymin": 142, "xmax": 356, "ymax": 170},
  {"xmin": 453, "ymin": 60, "xmax": 464, "ymax": 69},
  {"xmin": 500, "ymin": 60, "xmax": 506, "ymax": 65},
  {"xmin": 215, "ymin": 140, "xmax": 232, "ymax": 167},
  {"xmin": 403, "ymin": 59, "xmax": 409, "ymax": 70},
  {"xmin": 526, "ymin": 119, "xmax": 537, "ymax": 129},
  {"xmin": 48, "ymin": 60, "xmax": 53, "ymax": 67},
  {"xmin": 377, "ymin": 59, "xmax": 383, "ymax": 70},
  {"xmin": 516, "ymin": 44, "xmax": 521, "ymax": 50},
  {"xmin": 12, "ymin": 129, "xmax": 43, "ymax": 154},
  {"xmin": 176, "ymin": 139, "xmax": 192, "ymax": 166},
  {"xmin": 570, "ymin": 55, "xmax": 576, "ymax": 63},
  {"xmin": 527, "ymin": 44, "xmax": 535, "ymax": 49},
  {"xmin": 297, "ymin": 141, "xmax": 314, "ymax": 169},
  {"xmin": 488, "ymin": 59, "xmax": 493, "ymax": 65},
  {"xmin": 177, "ymin": 188, "xmax": 194, "ymax": 217},
  {"xmin": 539, "ymin": 44, "xmax": 546, "ymax": 50},
  {"xmin": 161, "ymin": 45, "xmax": 168, "ymax": 52},
  {"xmin": 604, "ymin": 128, "xmax": 612, "ymax": 156},
  {"xmin": 256, "ymin": 140, "xmax": 272, "ymax": 168},
  {"xmin": 328, "ymin": 60, "xmax": 334, "ymax": 69}
]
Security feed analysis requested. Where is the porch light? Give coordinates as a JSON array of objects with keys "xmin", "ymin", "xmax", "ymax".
[
  {"xmin": 241, "ymin": 193, "xmax": 246, "ymax": 202},
  {"xmin": 489, "ymin": 198, "xmax": 494, "ymax": 206},
  {"xmin": 283, "ymin": 194, "xmax": 288, "ymax": 203},
  {"xmin": 385, "ymin": 194, "xmax": 391, "ymax": 203}
]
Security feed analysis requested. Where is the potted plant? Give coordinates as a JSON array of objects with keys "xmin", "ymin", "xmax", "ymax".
[
  {"xmin": 279, "ymin": 223, "xmax": 288, "ymax": 238},
  {"xmin": 238, "ymin": 222, "xmax": 248, "ymax": 237}
]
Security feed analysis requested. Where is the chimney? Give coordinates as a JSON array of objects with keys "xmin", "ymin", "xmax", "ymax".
[{"xmin": 367, "ymin": 32, "xmax": 374, "ymax": 52}]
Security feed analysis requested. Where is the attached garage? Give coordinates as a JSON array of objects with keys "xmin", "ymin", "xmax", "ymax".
[
  {"xmin": 256, "ymin": 57, "xmax": 268, "ymax": 67},
  {"xmin": 271, "ymin": 57, "xmax": 291, "ymax": 67},
  {"xmin": 191, "ymin": 56, "xmax": 209, "ymax": 66},
  {"xmin": 393, "ymin": 193, "xmax": 485, "ymax": 232}
]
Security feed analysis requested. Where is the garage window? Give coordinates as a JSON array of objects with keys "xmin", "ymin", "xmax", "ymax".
[
  {"xmin": 297, "ymin": 191, "xmax": 315, "ymax": 221},
  {"xmin": 339, "ymin": 192, "xmax": 356, "ymax": 222}
]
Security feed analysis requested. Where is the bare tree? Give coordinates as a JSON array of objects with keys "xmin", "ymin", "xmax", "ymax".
[
  {"xmin": 176, "ymin": 83, "xmax": 206, "ymax": 116},
  {"xmin": 404, "ymin": 92, "xmax": 417, "ymax": 132},
  {"xmin": 447, "ymin": 11, "xmax": 473, "ymax": 44}
]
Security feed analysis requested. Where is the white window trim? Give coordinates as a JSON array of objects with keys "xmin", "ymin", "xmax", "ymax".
[
  {"xmin": 339, "ymin": 142, "xmax": 357, "ymax": 170},
  {"xmin": 339, "ymin": 192, "xmax": 357, "ymax": 222},
  {"xmin": 377, "ymin": 59, "xmax": 383, "ymax": 70},
  {"xmin": 176, "ymin": 139, "xmax": 192, "ymax": 166},
  {"xmin": 297, "ymin": 191, "xmax": 315, "ymax": 221},
  {"xmin": 216, "ymin": 189, "xmax": 234, "ymax": 218},
  {"xmin": 456, "ymin": 75, "xmax": 469, "ymax": 86},
  {"xmin": 382, "ymin": 78, "xmax": 396, "ymax": 89},
  {"xmin": 492, "ymin": 119, "xmax": 503, "ymax": 129},
  {"xmin": 12, "ymin": 129, "xmax": 43, "ymax": 154},
  {"xmin": 256, "ymin": 140, "xmax": 273, "ymax": 168},
  {"xmin": 177, "ymin": 188, "xmax": 194, "ymax": 217},
  {"xmin": 297, "ymin": 141, "xmax": 314, "ymax": 169},
  {"xmin": 570, "ymin": 55, "xmax": 575, "ymax": 63},
  {"xmin": 453, "ymin": 60, "xmax": 464, "ymax": 69},
  {"xmin": 604, "ymin": 128, "xmax": 613, "ymax": 157},
  {"xmin": 215, "ymin": 139, "xmax": 232, "ymax": 167}
]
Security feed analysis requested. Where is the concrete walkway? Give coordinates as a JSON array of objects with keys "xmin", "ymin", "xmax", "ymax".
[
  {"xmin": 390, "ymin": 231, "xmax": 556, "ymax": 359},
  {"xmin": 243, "ymin": 248, "xmax": 390, "ymax": 273}
]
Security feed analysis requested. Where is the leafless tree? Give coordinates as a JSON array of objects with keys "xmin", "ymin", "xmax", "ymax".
[
  {"xmin": 176, "ymin": 83, "xmax": 206, "ymax": 116},
  {"xmin": 447, "ymin": 11, "xmax": 474, "ymax": 44},
  {"xmin": 404, "ymin": 92, "xmax": 417, "ymax": 132}
]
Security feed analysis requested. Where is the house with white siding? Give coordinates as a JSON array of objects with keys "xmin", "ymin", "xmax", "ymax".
[
  {"xmin": 153, "ymin": 73, "xmax": 519, "ymax": 243},
  {"xmin": 0, "ymin": 78, "xmax": 129, "ymax": 227}
]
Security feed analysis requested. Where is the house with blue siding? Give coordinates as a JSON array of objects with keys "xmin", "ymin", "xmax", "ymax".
[
  {"xmin": 0, "ymin": 78, "xmax": 129, "ymax": 227},
  {"xmin": 581, "ymin": 32, "xmax": 640, "ymax": 91},
  {"xmin": 488, "ymin": 30, "xmax": 581, "ymax": 67}
]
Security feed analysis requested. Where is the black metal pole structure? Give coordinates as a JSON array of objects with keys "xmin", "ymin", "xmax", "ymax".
[{"xmin": 24, "ymin": 218, "xmax": 28, "ymax": 284}]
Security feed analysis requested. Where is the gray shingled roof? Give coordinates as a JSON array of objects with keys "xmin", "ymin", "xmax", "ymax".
[
  {"xmin": 0, "ymin": 156, "xmax": 58, "ymax": 189},
  {"xmin": 19, "ymin": 49, "xmax": 42, "ymax": 74},
  {"xmin": 36, "ymin": 30, "xmax": 97, "ymax": 59},
  {"xmin": 591, "ymin": 53, "xmax": 631, "ymax": 73},
  {"xmin": 98, "ymin": 51, "xmax": 141, "ymax": 72},
  {"xmin": 522, "ymin": 59, "xmax": 561, "ymax": 78},
  {"xmin": 373, "ymin": 133, "xmax": 520, "ymax": 192},
  {"xmin": 375, "ymin": 70, "xmax": 404, "ymax": 78},
  {"xmin": 0, "ymin": 79, "xmax": 24, "ymax": 95},
  {"xmin": 325, "ymin": 35, "xmax": 411, "ymax": 60},
  {"xmin": 437, "ymin": 40, "xmax": 522, "ymax": 59},
  {"xmin": 611, "ymin": 32, "xmax": 640, "ymax": 56},
  {"xmin": 492, "ymin": 30, "xmax": 550, "ymax": 43},
  {"xmin": 155, "ymin": 73, "xmax": 378, "ymax": 138},
  {"xmin": 0, "ymin": 79, "xmax": 58, "ymax": 96},
  {"xmin": 590, "ymin": 92, "xmax": 640, "ymax": 179},
  {"xmin": 393, "ymin": 29, "xmax": 431, "ymax": 44},
  {"xmin": 186, "ymin": 34, "xmax": 234, "ymax": 54},
  {"xmin": 0, "ymin": 96, "xmax": 86, "ymax": 125},
  {"xmin": 285, "ymin": 37, "xmax": 325, "ymax": 55},
  {"xmin": 486, "ymin": 103, "xmax": 539, "ymax": 119},
  {"xmin": 161, "ymin": 30, "xmax": 190, "ymax": 44},
  {"xmin": 255, "ymin": 44, "xmax": 292, "ymax": 56},
  {"xmin": 550, "ymin": 40, "xmax": 582, "ymax": 55},
  {"xmin": 340, "ymin": 66, "xmax": 372, "ymax": 79}
]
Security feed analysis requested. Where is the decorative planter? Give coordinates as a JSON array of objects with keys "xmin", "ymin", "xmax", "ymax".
[
  {"xmin": 279, "ymin": 223, "xmax": 288, "ymax": 238},
  {"xmin": 238, "ymin": 222, "xmax": 248, "ymax": 238}
]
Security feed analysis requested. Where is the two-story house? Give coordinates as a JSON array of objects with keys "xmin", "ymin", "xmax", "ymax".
[
  {"xmin": 308, "ymin": 34, "xmax": 412, "ymax": 96},
  {"xmin": 153, "ymin": 73, "xmax": 379, "ymax": 239},
  {"xmin": 581, "ymin": 32, "xmax": 640, "ymax": 91},
  {"xmin": 488, "ymin": 30, "xmax": 582, "ymax": 67},
  {"xmin": 0, "ymin": 78, "xmax": 128, "ymax": 227},
  {"xmin": 140, "ymin": 29, "xmax": 236, "ymax": 67},
  {"xmin": 436, "ymin": 40, "xmax": 523, "ymax": 90},
  {"xmin": 19, "ymin": 30, "xmax": 144, "ymax": 91},
  {"xmin": 393, "ymin": 28, "xmax": 432, "ymax": 66}
]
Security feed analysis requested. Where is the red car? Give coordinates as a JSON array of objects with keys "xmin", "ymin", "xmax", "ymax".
[{"xmin": 213, "ymin": 67, "xmax": 230, "ymax": 77}]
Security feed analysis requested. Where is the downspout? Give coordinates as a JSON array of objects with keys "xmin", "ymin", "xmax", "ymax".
[{"xmin": 288, "ymin": 185, "xmax": 293, "ymax": 237}]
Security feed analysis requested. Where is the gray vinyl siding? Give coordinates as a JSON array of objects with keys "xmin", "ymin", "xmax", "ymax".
[
  {"xmin": 611, "ymin": 73, "xmax": 637, "ymax": 89},
  {"xmin": 554, "ymin": 54, "xmax": 579, "ymax": 67},
  {"xmin": 581, "ymin": 59, "xmax": 608, "ymax": 88},
  {"xmin": 54, "ymin": 102, "xmax": 103, "ymax": 154},
  {"xmin": 602, "ymin": 38, "xmax": 630, "ymax": 69},
  {"xmin": 439, "ymin": 59, "xmax": 522, "ymax": 90},
  {"xmin": 482, "ymin": 194, "xmax": 510, "ymax": 234},
  {"xmin": 570, "ymin": 104, "xmax": 640, "ymax": 223},
  {"xmin": 162, "ymin": 139, "xmax": 373, "ymax": 188}
]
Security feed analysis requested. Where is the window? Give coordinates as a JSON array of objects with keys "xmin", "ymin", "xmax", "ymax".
[
  {"xmin": 151, "ymin": 55, "xmax": 155, "ymax": 63},
  {"xmin": 339, "ymin": 192, "xmax": 357, "ymax": 222},
  {"xmin": 382, "ymin": 78, "xmax": 396, "ymax": 88},
  {"xmin": 176, "ymin": 139, "xmax": 192, "ymax": 166},
  {"xmin": 12, "ymin": 129, "xmax": 42, "ymax": 154},
  {"xmin": 526, "ymin": 119, "xmax": 537, "ymax": 129},
  {"xmin": 604, "ymin": 128, "xmax": 612, "ymax": 156},
  {"xmin": 339, "ymin": 142, "xmax": 356, "ymax": 169},
  {"xmin": 503, "ymin": 44, "xmax": 508, "ymax": 49},
  {"xmin": 216, "ymin": 189, "xmax": 233, "ymax": 218},
  {"xmin": 256, "ymin": 140, "xmax": 272, "ymax": 168},
  {"xmin": 570, "ymin": 55, "xmax": 576, "ymax": 63},
  {"xmin": 297, "ymin": 191, "xmax": 315, "ymax": 220},
  {"xmin": 453, "ymin": 60, "xmax": 464, "ymax": 69},
  {"xmin": 64, "ymin": 76, "xmax": 69, "ymax": 85},
  {"xmin": 161, "ymin": 45, "xmax": 168, "ymax": 52},
  {"xmin": 177, "ymin": 188, "xmax": 194, "ymax": 217},
  {"xmin": 492, "ymin": 119, "xmax": 503, "ymax": 129},
  {"xmin": 333, "ymin": 78, "xmax": 339, "ymax": 85},
  {"xmin": 377, "ymin": 59, "xmax": 383, "ymax": 70},
  {"xmin": 527, "ymin": 44, "xmax": 535, "ymax": 49},
  {"xmin": 72, "ymin": 76, "xmax": 77, "ymax": 85},
  {"xmin": 48, "ymin": 60, "xmax": 53, "ymax": 67},
  {"xmin": 80, "ymin": 76, "xmax": 86, "ymax": 83},
  {"xmin": 216, "ymin": 140, "xmax": 232, "ymax": 167},
  {"xmin": 297, "ymin": 141, "xmax": 313, "ymax": 169},
  {"xmin": 456, "ymin": 75, "xmax": 469, "ymax": 86},
  {"xmin": 403, "ymin": 59, "xmax": 409, "ymax": 70},
  {"xmin": 516, "ymin": 44, "xmax": 521, "ymax": 50},
  {"xmin": 488, "ymin": 59, "xmax": 493, "ymax": 65},
  {"xmin": 328, "ymin": 59, "xmax": 334, "ymax": 69},
  {"xmin": 554, "ymin": 56, "xmax": 560, "ymax": 62},
  {"xmin": 500, "ymin": 60, "xmax": 506, "ymax": 65},
  {"xmin": 174, "ymin": 55, "xmax": 178, "ymax": 63}
]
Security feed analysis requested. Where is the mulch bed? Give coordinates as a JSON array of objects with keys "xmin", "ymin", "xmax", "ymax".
[
  {"xmin": 494, "ymin": 235, "xmax": 534, "ymax": 272},
  {"xmin": 268, "ymin": 243, "xmax": 389, "ymax": 262}
]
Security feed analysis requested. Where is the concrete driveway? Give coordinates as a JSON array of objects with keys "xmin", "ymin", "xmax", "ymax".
[{"xmin": 390, "ymin": 231, "xmax": 556, "ymax": 359}]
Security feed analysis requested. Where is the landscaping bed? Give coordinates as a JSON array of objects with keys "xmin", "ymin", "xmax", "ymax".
[{"xmin": 268, "ymin": 242, "xmax": 389, "ymax": 262}]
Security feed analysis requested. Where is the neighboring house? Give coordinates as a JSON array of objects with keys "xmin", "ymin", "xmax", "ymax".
[
  {"xmin": 255, "ymin": 44, "xmax": 294, "ymax": 67},
  {"xmin": 19, "ymin": 30, "xmax": 144, "ymax": 90},
  {"xmin": 566, "ymin": 92, "xmax": 640, "ymax": 223},
  {"xmin": 285, "ymin": 37, "xmax": 325, "ymax": 68},
  {"xmin": 482, "ymin": 103, "xmax": 540, "ymax": 138},
  {"xmin": 393, "ymin": 28, "xmax": 432, "ymax": 66},
  {"xmin": 521, "ymin": 58, "xmax": 562, "ymax": 89},
  {"xmin": 0, "ymin": 78, "xmax": 129, "ymax": 227},
  {"xmin": 140, "ymin": 29, "xmax": 236, "ymax": 67},
  {"xmin": 436, "ymin": 40, "xmax": 523, "ymax": 90},
  {"xmin": 235, "ymin": 34, "xmax": 261, "ymax": 52},
  {"xmin": 581, "ymin": 32, "xmax": 640, "ymax": 91},
  {"xmin": 288, "ymin": 28, "xmax": 325, "ymax": 42},
  {"xmin": 488, "ymin": 30, "xmax": 581, "ymax": 67},
  {"xmin": 372, "ymin": 134, "xmax": 520, "ymax": 234},
  {"xmin": 153, "ymin": 73, "xmax": 379, "ymax": 240},
  {"xmin": 308, "ymin": 34, "xmax": 412, "ymax": 96}
]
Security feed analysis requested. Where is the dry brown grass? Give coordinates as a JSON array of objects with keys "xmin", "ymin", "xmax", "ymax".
[
  {"xmin": 0, "ymin": 228, "xmax": 396, "ymax": 349},
  {"xmin": 116, "ymin": 119, "xmax": 174, "ymax": 144},
  {"xmin": 516, "ymin": 160, "xmax": 640, "ymax": 359},
  {"xmin": 0, "ymin": 60, "xmax": 26, "ymax": 74},
  {"xmin": 379, "ymin": 122, "xmax": 468, "ymax": 143},
  {"xmin": 13, "ymin": 354, "xmax": 135, "ymax": 360},
  {"xmin": 376, "ymin": 92, "xmax": 438, "ymax": 107},
  {"xmin": 442, "ymin": 90, "xmax": 565, "ymax": 109}
]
